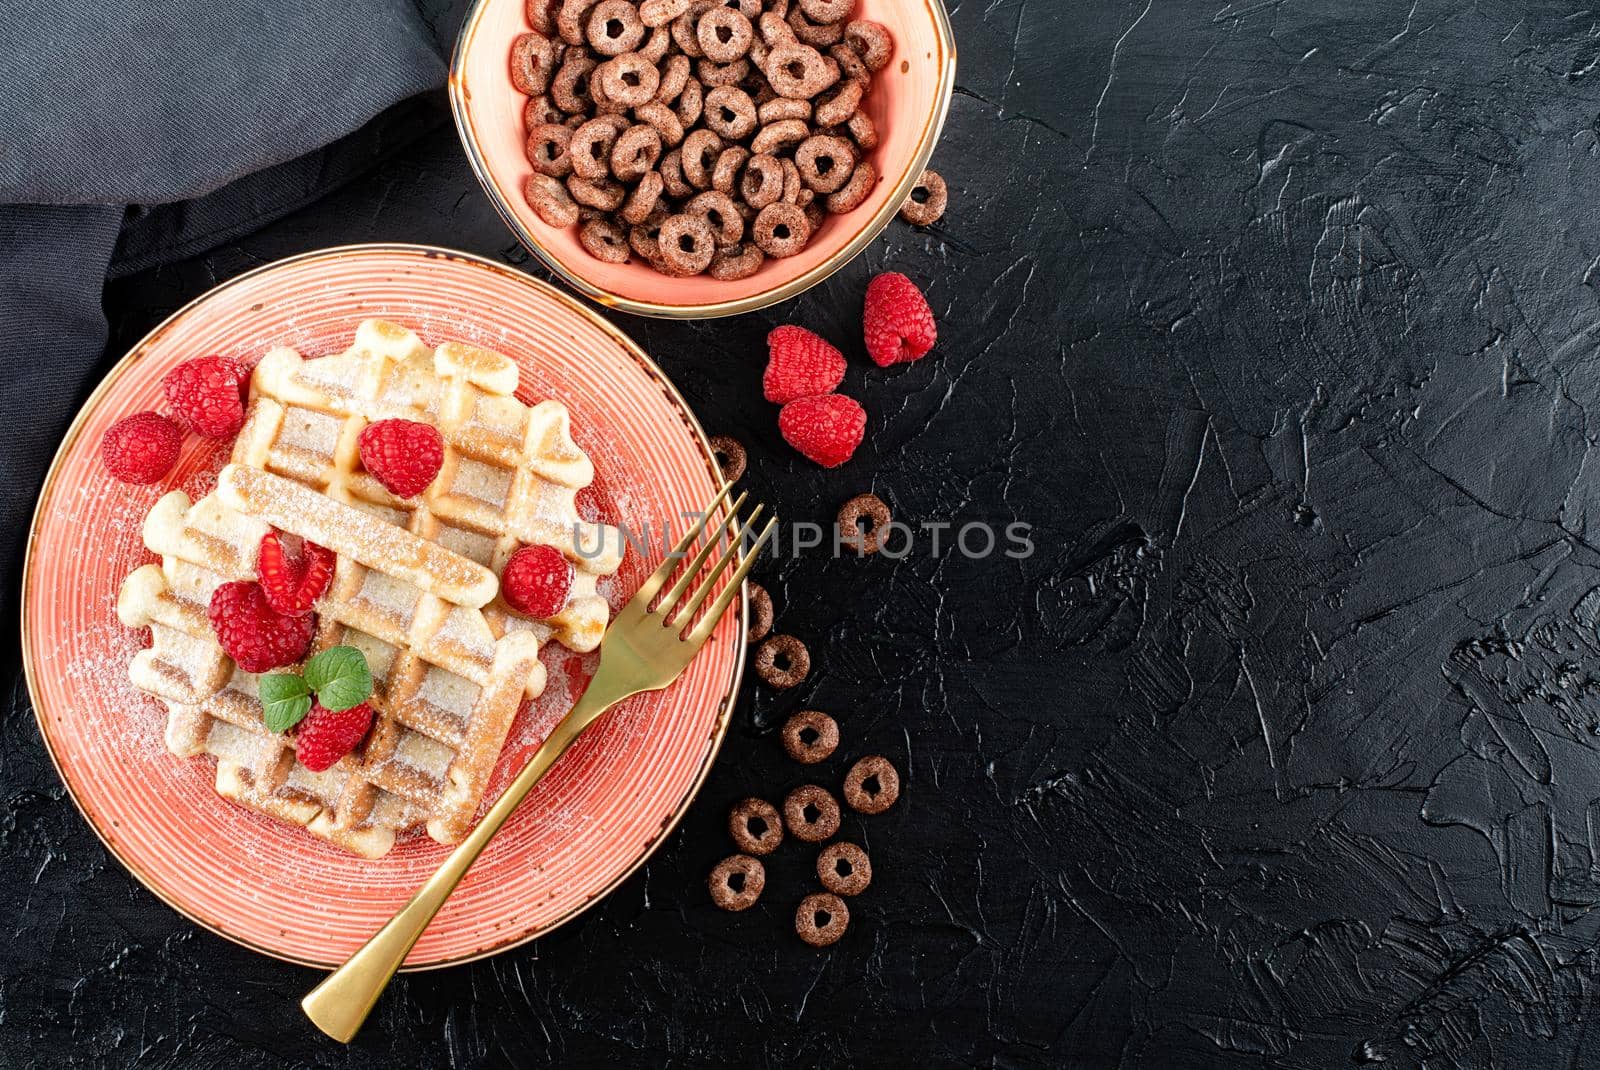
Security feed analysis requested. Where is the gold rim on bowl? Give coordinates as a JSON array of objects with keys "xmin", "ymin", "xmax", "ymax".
[
  {"xmin": 20, "ymin": 242, "xmax": 747, "ymax": 971},
  {"xmin": 448, "ymin": 0, "xmax": 959, "ymax": 320}
]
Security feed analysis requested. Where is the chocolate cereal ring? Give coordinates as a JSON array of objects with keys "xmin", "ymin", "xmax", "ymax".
[
  {"xmin": 751, "ymin": 117, "xmax": 809, "ymax": 154},
  {"xmin": 524, "ymin": 173, "xmax": 581, "ymax": 227},
  {"xmin": 579, "ymin": 217, "xmax": 630, "ymax": 262},
  {"xmin": 813, "ymin": 77, "xmax": 862, "ymax": 127},
  {"xmin": 829, "ymin": 41, "xmax": 869, "ymax": 83},
  {"xmin": 524, "ymin": 94, "xmax": 565, "ymax": 127},
  {"xmin": 671, "ymin": 5, "xmax": 706, "ymax": 57},
  {"xmin": 740, "ymin": 153, "xmax": 785, "ymax": 208},
  {"xmin": 659, "ymin": 148, "xmax": 694, "ymax": 197},
  {"xmin": 781, "ymin": 710, "xmax": 839, "ymax": 764},
  {"xmin": 611, "ymin": 123, "xmax": 663, "ymax": 181},
  {"xmin": 698, "ymin": 6, "xmax": 754, "ymax": 63},
  {"xmin": 709, "ymin": 242, "xmax": 765, "ymax": 280},
  {"xmin": 657, "ymin": 213, "xmax": 717, "ymax": 274},
  {"xmin": 745, "ymin": 580, "xmax": 773, "ymax": 642},
  {"xmin": 704, "ymin": 86, "xmax": 758, "ymax": 140},
  {"xmin": 633, "ymin": 100, "xmax": 685, "ymax": 146},
  {"xmin": 783, "ymin": 784, "xmax": 841, "ymax": 842},
  {"xmin": 837, "ymin": 493, "xmax": 891, "ymax": 553},
  {"xmin": 511, "ymin": 33, "xmax": 560, "ymax": 96},
  {"xmin": 629, "ymin": 220, "xmax": 663, "ymax": 260},
  {"xmin": 596, "ymin": 52, "xmax": 660, "ymax": 108},
  {"xmin": 900, "ymin": 168, "xmax": 947, "ymax": 226},
  {"xmin": 754, "ymin": 632, "xmax": 809, "ymax": 687},
  {"xmin": 795, "ymin": 134, "xmax": 854, "ymax": 193},
  {"xmin": 795, "ymin": 892, "xmax": 848, "ymax": 947},
  {"xmin": 557, "ymin": 0, "xmax": 598, "ymax": 44},
  {"xmin": 655, "ymin": 53, "xmax": 691, "ymax": 101},
  {"xmin": 681, "ymin": 128, "xmax": 724, "ymax": 188},
  {"xmin": 817, "ymin": 842, "xmax": 871, "ymax": 896},
  {"xmin": 639, "ymin": 0, "xmax": 689, "ymax": 26},
  {"xmin": 765, "ymin": 43, "xmax": 834, "ymax": 99},
  {"xmin": 758, "ymin": 10, "xmax": 796, "ymax": 46},
  {"xmin": 709, "ymin": 854, "xmax": 765, "ymax": 911},
  {"xmin": 798, "ymin": 0, "xmax": 850, "ymax": 21},
  {"xmin": 711, "ymin": 145, "xmax": 750, "ymax": 193},
  {"xmin": 620, "ymin": 170, "xmax": 665, "ymax": 224},
  {"xmin": 696, "ymin": 56, "xmax": 750, "ymax": 87},
  {"xmin": 844, "ymin": 19, "xmax": 892, "ymax": 71},
  {"xmin": 525, "ymin": 122, "xmax": 574, "ymax": 177},
  {"xmin": 759, "ymin": 96, "xmax": 811, "ymax": 124},
  {"xmin": 787, "ymin": 5, "xmax": 844, "ymax": 47},
  {"xmin": 550, "ymin": 52, "xmax": 597, "ymax": 112},
  {"xmin": 780, "ymin": 157, "xmax": 803, "ymax": 202},
  {"xmin": 843, "ymin": 755, "xmax": 900, "ymax": 814},
  {"xmin": 846, "ymin": 108, "xmax": 878, "ymax": 150},
  {"xmin": 675, "ymin": 77, "xmax": 704, "ymax": 127},
  {"xmin": 709, "ymin": 434, "xmax": 747, "ymax": 481},
  {"xmin": 528, "ymin": 0, "xmax": 558, "ymax": 35},
  {"xmin": 568, "ymin": 117, "xmax": 622, "ymax": 179},
  {"xmin": 687, "ymin": 190, "xmax": 745, "ymax": 246},
  {"xmin": 640, "ymin": 23, "xmax": 672, "ymax": 62},
  {"xmin": 566, "ymin": 173, "xmax": 626, "ymax": 210},
  {"xmin": 826, "ymin": 159, "xmax": 874, "ymax": 213},
  {"xmin": 752, "ymin": 202, "xmax": 811, "ymax": 258},
  {"xmin": 586, "ymin": 0, "xmax": 645, "ymax": 54},
  {"xmin": 729, "ymin": 796, "xmax": 783, "ymax": 855}
]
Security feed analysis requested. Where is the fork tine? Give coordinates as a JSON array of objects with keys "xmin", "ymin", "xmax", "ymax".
[
  {"xmin": 686, "ymin": 517, "xmax": 778, "ymax": 643},
  {"xmin": 669, "ymin": 511, "xmax": 776, "ymax": 631},
  {"xmin": 654, "ymin": 495, "xmax": 754, "ymax": 620},
  {"xmin": 630, "ymin": 482, "xmax": 736, "ymax": 609}
]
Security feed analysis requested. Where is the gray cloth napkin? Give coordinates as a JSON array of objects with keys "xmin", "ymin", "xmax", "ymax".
[{"xmin": 0, "ymin": 1, "xmax": 457, "ymax": 612}]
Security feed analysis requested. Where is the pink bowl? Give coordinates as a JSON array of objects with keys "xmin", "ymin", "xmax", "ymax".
[{"xmin": 449, "ymin": 0, "xmax": 957, "ymax": 319}]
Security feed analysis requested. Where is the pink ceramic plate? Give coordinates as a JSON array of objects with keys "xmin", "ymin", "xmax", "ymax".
[
  {"xmin": 450, "ymin": 0, "xmax": 957, "ymax": 318},
  {"xmin": 22, "ymin": 244, "xmax": 744, "ymax": 969}
]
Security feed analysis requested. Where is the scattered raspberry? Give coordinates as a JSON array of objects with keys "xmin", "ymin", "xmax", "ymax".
[
  {"xmin": 163, "ymin": 355, "xmax": 249, "ymax": 439},
  {"xmin": 501, "ymin": 544, "xmax": 574, "ymax": 618},
  {"xmin": 295, "ymin": 700, "xmax": 375, "ymax": 772},
  {"xmin": 101, "ymin": 411, "xmax": 183, "ymax": 485},
  {"xmin": 863, "ymin": 272, "xmax": 937, "ymax": 367},
  {"xmin": 207, "ymin": 581, "xmax": 315, "ymax": 673},
  {"xmin": 256, "ymin": 531, "xmax": 335, "ymax": 616},
  {"xmin": 358, "ymin": 419, "xmax": 444, "ymax": 498},
  {"xmin": 778, "ymin": 394, "xmax": 866, "ymax": 468},
  {"xmin": 763, "ymin": 325, "xmax": 846, "ymax": 404}
]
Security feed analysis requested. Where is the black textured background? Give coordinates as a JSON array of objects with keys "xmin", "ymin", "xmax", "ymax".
[{"xmin": 10, "ymin": 1, "xmax": 1600, "ymax": 1066}]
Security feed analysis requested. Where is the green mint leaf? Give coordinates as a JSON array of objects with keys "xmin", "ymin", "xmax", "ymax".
[
  {"xmin": 259, "ymin": 673, "xmax": 312, "ymax": 733},
  {"xmin": 303, "ymin": 645, "xmax": 373, "ymax": 712}
]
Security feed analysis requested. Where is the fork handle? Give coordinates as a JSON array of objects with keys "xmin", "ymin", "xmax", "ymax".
[{"xmin": 301, "ymin": 686, "xmax": 612, "ymax": 1042}]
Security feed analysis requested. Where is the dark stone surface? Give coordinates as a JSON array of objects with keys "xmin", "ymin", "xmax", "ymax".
[{"xmin": 11, "ymin": 1, "xmax": 1600, "ymax": 1066}]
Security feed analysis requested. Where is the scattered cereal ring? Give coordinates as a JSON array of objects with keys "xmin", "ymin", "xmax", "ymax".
[
  {"xmin": 817, "ymin": 842, "xmax": 871, "ymax": 896},
  {"xmin": 511, "ymin": 33, "xmax": 560, "ymax": 96},
  {"xmin": 825, "ymin": 159, "xmax": 874, "ymax": 213},
  {"xmin": 704, "ymin": 86, "xmax": 758, "ymax": 140},
  {"xmin": 740, "ymin": 153, "xmax": 785, "ymax": 208},
  {"xmin": 698, "ymin": 6, "xmax": 754, "ymax": 63},
  {"xmin": 697, "ymin": 56, "xmax": 750, "ymax": 87},
  {"xmin": 658, "ymin": 212, "xmax": 717, "ymax": 274},
  {"xmin": 675, "ymin": 77, "xmax": 705, "ymax": 127},
  {"xmin": 780, "ymin": 157, "xmax": 804, "ymax": 202},
  {"xmin": 660, "ymin": 147, "xmax": 694, "ymax": 197},
  {"xmin": 813, "ymin": 77, "xmax": 862, "ymax": 127},
  {"xmin": 557, "ymin": 0, "xmax": 599, "ymax": 46},
  {"xmin": 751, "ymin": 117, "xmax": 810, "ymax": 154},
  {"xmin": 586, "ymin": 0, "xmax": 646, "ymax": 55},
  {"xmin": 799, "ymin": 0, "xmax": 851, "ymax": 22},
  {"xmin": 634, "ymin": 100, "xmax": 685, "ymax": 146},
  {"xmin": 709, "ymin": 854, "xmax": 765, "ymax": 911},
  {"xmin": 846, "ymin": 108, "xmax": 878, "ymax": 150},
  {"xmin": 754, "ymin": 631, "xmax": 809, "ymax": 687},
  {"xmin": 681, "ymin": 128, "xmax": 724, "ymax": 188},
  {"xmin": 639, "ymin": 0, "xmax": 690, "ymax": 26},
  {"xmin": 765, "ymin": 43, "xmax": 835, "ymax": 99},
  {"xmin": 758, "ymin": 97, "xmax": 811, "ymax": 124},
  {"xmin": 525, "ymin": 122, "xmax": 574, "ymax": 177},
  {"xmin": 782, "ymin": 710, "xmax": 839, "ymax": 764},
  {"xmin": 709, "ymin": 242, "xmax": 765, "ymax": 280},
  {"xmin": 709, "ymin": 434, "xmax": 747, "ymax": 481},
  {"xmin": 524, "ymin": 173, "xmax": 582, "ymax": 227},
  {"xmin": 829, "ymin": 41, "xmax": 869, "ymax": 83},
  {"xmin": 784, "ymin": 784, "xmax": 841, "ymax": 842},
  {"xmin": 671, "ymin": 6, "xmax": 705, "ymax": 57},
  {"xmin": 567, "ymin": 173, "xmax": 627, "ymax": 210},
  {"xmin": 711, "ymin": 145, "xmax": 751, "ymax": 193},
  {"xmin": 844, "ymin": 19, "xmax": 892, "ymax": 71},
  {"xmin": 752, "ymin": 202, "xmax": 811, "ymax": 258},
  {"xmin": 528, "ymin": 0, "xmax": 558, "ymax": 35},
  {"xmin": 787, "ymin": 5, "xmax": 843, "ymax": 47},
  {"xmin": 795, "ymin": 892, "xmax": 849, "ymax": 947},
  {"xmin": 551, "ymin": 52, "xmax": 598, "ymax": 112},
  {"xmin": 611, "ymin": 123, "xmax": 664, "ymax": 181},
  {"xmin": 599, "ymin": 52, "xmax": 661, "ymax": 108},
  {"xmin": 640, "ymin": 23, "xmax": 672, "ymax": 63},
  {"xmin": 686, "ymin": 190, "xmax": 745, "ymax": 246},
  {"xmin": 843, "ymin": 755, "xmax": 900, "ymax": 814},
  {"xmin": 620, "ymin": 169, "xmax": 665, "ymax": 224},
  {"xmin": 524, "ymin": 94, "xmax": 565, "ymax": 127},
  {"xmin": 837, "ymin": 492, "xmax": 891, "ymax": 554},
  {"xmin": 794, "ymin": 134, "xmax": 854, "ymax": 194},
  {"xmin": 568, "ymin": 117, "xmax": 622, "ymax": 179},
  {"xmin": 899, "ymin": 168, "xmax": 947, "ymax": 226},
  {"xmin": 729, "ymin": 796, "xmax": 784, "ymax": 854},
  {"xmin": 580, "ymin": 217, "xmax": 631, "ymax": 262},
  {"xmin": 629, "ymin": 220, "xmax": 663, "ymax": 260},
  {"xmin": 745, "ymin": 580, "xmax": 773, "ymax": 642}
]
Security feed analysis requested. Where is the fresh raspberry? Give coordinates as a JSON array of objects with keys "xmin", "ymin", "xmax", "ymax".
[
  {"xmin": 207, "ymin": 581, "xmax": 315, "ymax": 673},
  {"xmin": 501, "ymin": 544, "xmax": 574, "ymax": 618},
  {"xmin": 101, "ymin": 411, "xmax": 183, "ymax": 485},
  {"xmin": 358, "ymin": 419, "xmax": 444, "ymax": 499},
  {"xmin": 778, "ymin": 394, "xmax": 866, "ymax": 468},
  {"xmin": 256, "ymin": 531, "xmax": 335, "ymax": 616},
  {"xmin": 763, "ymin": 325, "xmax": 846, "ymax": 404},
  {"xmin": 294, "ymin": 700, "xmax": 374, "ymax": 772},
  {"xmin": 163, "ymin": 355, "xmax": 249, "ymax": 439},
  {"xmin": 863, "ymin": 272, "xmax": 937, "ymax": 367}
]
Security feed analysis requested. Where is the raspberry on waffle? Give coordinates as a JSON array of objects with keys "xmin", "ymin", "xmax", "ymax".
[{"xmin": 116, "ymin": 320, "xmax": 625, "ymax": 857}]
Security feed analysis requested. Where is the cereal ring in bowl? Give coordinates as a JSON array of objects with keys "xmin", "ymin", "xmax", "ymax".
[{"xmin": 451, "ymin": 0, "xmax": 956, "ymax": 318}]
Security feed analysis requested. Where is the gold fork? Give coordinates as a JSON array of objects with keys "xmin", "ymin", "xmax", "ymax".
[{"xmin": 302, "ymin": 483, "xmax": 774, "ymax": 1042}]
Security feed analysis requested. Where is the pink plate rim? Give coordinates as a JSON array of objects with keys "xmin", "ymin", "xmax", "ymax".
[{"xmin": 19, "ymin": 242, "xmax": 746, "ymax": 971}]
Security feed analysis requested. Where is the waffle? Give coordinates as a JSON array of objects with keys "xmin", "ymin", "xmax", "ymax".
[{"xmin": 116, "ymin": 320, "xmax": 625, "ymax": 857}]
